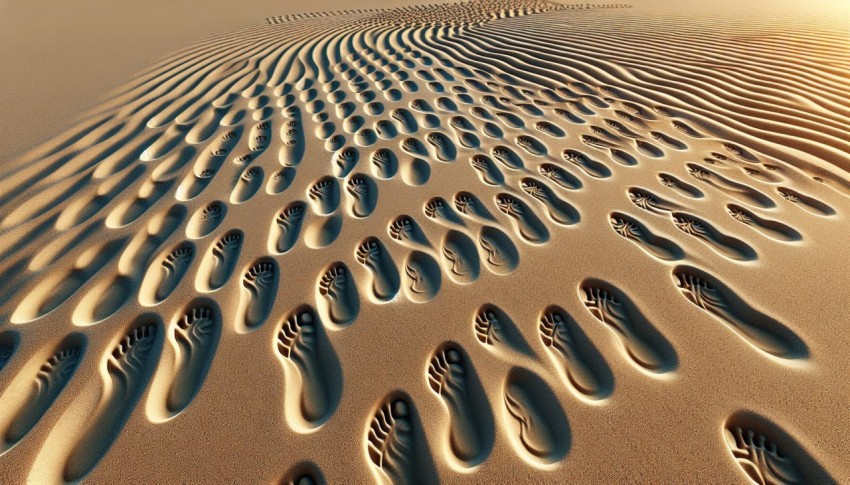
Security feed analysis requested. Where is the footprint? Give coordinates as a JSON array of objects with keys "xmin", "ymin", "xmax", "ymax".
[
  {"xmin": 304, "ymin": 213, "xmax": 343, "ymax": 249},
  {"xmin": 470, "ymin": 154, "xmax": 504, "ymax": 186},
  {"xmin": 454, "ymin": 192, "xmax": 494, "ymax": 222},
  {"xmin": 687, "ymin": 163, "xmax": 775, "ymax": 209},
  {"xmin": 777, "ymin": 187, "xmax": 835, "ymax": 216},
  {"xmin": 477, "ymin": 226, "xmax": 519, "ymax": 275},
  {"xmin": 473, "ymin": 304, "xmax": 533, "ymax": 357},
  {"xmin": 403, "ymin": 251, "xmax": 441, "ymax": 303},
  {"xmin": 276, "ymin": 305, "xmax": 341, "ymax": 429},
  {"xmin": 724, "ymin": 411, "xmax": 832, "ymax": 484},
  {"xmin": 371, "ymin": 148, "xmax": 399, "ymax": 179},
  {"xmin": 401, "ymin": 137, "xmax": 427, "ymax": 157},
  {"xmin": 317, "ymin": 262, "xmax": 359, "ymax": 327},
  {"xmin": 1, "ymin": 334, "xmax": 84, "ymax": 455},
  {"xmin": 346, "ymin": 174, "xmax": 378, "ymax": 218},
  {"xmin": 627, "ymin": 187, "xmax": 683, "ymax": 214},
  {"xmin": 139, "ymin": 242, "xmax": 195, "ymax": 305},
  {"xmin": 62, "ymin": 319, "xmax": 162, "ymax": 482},
  {"xmin": 580, "ymin": 279, "xmax": 676, "ymax": 373},
  {"xmin": 539, "ymin": 306, "xmax": 610, "ymax": 400},
  {"xmin": 538, "ymin": 163, "xmax": 582, "ymax": 190},
  {"xmin": 672, "ymin": 265, "xmax": 807, "ymax": 359},
  {"xmin": 230, "ymin": 166, "xmax": 263, "ymax": 204},
  {"xmin": 163, "ymin": 300, "xmax": 220, "ymax": 416},
  {"xmin": 388, "ymin": 215, "xmax": 430, "ymax": 248},
  {"xmin": 366, "ymin": 392, "xmax": 436, "ymax": 485},
  {"xmin": 534, "ymin": 121, "xmax": 565, "ymax": 138},
  {"xmin": 426, "ymin": 131, "xmax": 456, "ymax": 162},
  {"xmin": 502, "ymin": 367, "xmax": 570, "ymax": 466},
  {"xmin": 356, "ymin": 237, "xmax": 400, "ymax": 302},
  {"xmin": 608, "ymin": 148, "xmax": 638, "ymax": 166},
  {"xmin": 308, "ymin": 176, "xmax": 340, "ymax": 216},
  {"xmin": 424, "ymin": 197, "xmax": 463, "ymax": 227},
  {"xmin": 440, "ymin": 230, "xmax": 480, "ymax": 285},
  {"xmin": 727, "ymin": 204, "xmax": 801, "ymax": 242},
  {"xmin": 650, "ymin": 131, "xmax": 687, "ymax": 150},
  {"xmin": 491, "ymin": 145, "xmax": 524, "ymax": 170},
  {"xmin": 269, "ymin": 201, "xmax": 307, "ymax": 254},
  {"xmin": 609, "ymin": 212, "xmax": 683, "ymax": 261},
  {"xmin": 495, "ymin": 193, "xmax": 549, "ymax": 245},
  {"xmin": 519, "ymin": 177, "xmax": 579, "ymax": 225},
  {"xmin": 333, "ymin": 147, "xmax": 359, "ymax": 178},
  {"xmin": 658, "ymin": 172, "xmax": 703, "ymax": 199},
  {"xmin": 562, "ymin": 149, "xmax": 610, "ymax": 178},
  {"xmin": 390, "ymin": 107, "xmax": 418, "ymax": 134},
  {"xmin": 186, "ymin": 201, "xmax": 226, "ymax": 239},
  {"xmin": 672, "ymin": 212, "xmax": 756, "ymax": 261},
  {"xmin": 400, "ymin": 157, "xmax": 430, "ymax": 186},
  {"xmin": 197, "ymin": 229, "xmax": 243, "ymax": 292},
  {"xmin": 427, "ymin": 342, "xmax": 493, "ymax": 468},
  {"xmin": 237, "ymin": 258, "xmax": 278, "ymax": 332}
]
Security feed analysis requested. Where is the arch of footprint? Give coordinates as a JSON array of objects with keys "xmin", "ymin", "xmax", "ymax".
[{"xmin": 0, "ymin": 1, "xmax": 848, "ymax": 483}]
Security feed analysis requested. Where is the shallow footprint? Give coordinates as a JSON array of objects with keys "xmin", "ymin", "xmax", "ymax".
[
  {"xmin": 672, "ymin": 265, "xmax": 807, "ymax": 360},
  {"xmin": 62, "ymin": 319, "xmax": 162, "ymax": 482},
  {"xmin": 440, "ymin": 231, "xmax": 480, "ymax": 285},
  {"xmin": 539, "ymin": 306, "xmax": 610, "ymax": 400},
  {"xmin": 276, "ymin": 305, "xmax": 342, "ymax": 430},
  {"xmin": 366, "ymin": 392, "xmax": 436, "ymax": 485},
  {"xmin": 427, "ymin": 342, "xmax": 493, "ymax": 468},
  {"xmin": 356, "ymin": 237, "xmax": 400, "ymax": 302},
  {"xmin": 269, "ymin": 201, "xmax": 307, "ymax": 254},
  {"xmin": 495, "ymin": 193, "xmax": 549, "ymax": 245},
  {"xmin": 317, "ymin": 262, "xmax": 359, "ymax": 327},
  {"xmin": 236, "ymin": 258, "xmax": 278, "ymax": 332},
  {"xmin": 672, "ymin": 212, "xmax": 756, "ymax": 262},
  {"xmin": 403, "ymin": 251, "xmax": 441, "ymax": 303},
  {"xmin": 197, "ymin": 229, "xmax": 243, "ymax": 291},
  {"xmin": 477, "ymin": 226, "xmax": 519, "ymax": 275},
  {"xmin": 580, "ymin": 279, "xmax": 676, "ymax": 373},
  {"xmin": 724, "ymin": 411, "xmax": 832, "ymax": 484},
  {"xmin": 163, "ymin": 300, "xmax": 221, "ymax": 417},
  {"xmin": 346, "ymin": 174, "xmax": 378, "ymax": 218},
  {"xmin": 519, "ymin": 177, "xmax": 579, "ymax": 225},
  {"xmin": 610, "ymin": 212, "xmax": 683, "ymax": 261},
  {"xmin": 727, "ymin": 204, "xmax": 801, "ymax": 242},
  {"xmin": 140, "ymin": 242, "xmax": 195, "ymax": 305},
  {"xmin": 502, "ymin": 367, "xmax": 570, "ymax": 466}
]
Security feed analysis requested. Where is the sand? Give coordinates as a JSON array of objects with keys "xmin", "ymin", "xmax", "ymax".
[{"xmin": 0, "ymin": 0, "xmax": 849, "ymax": 483}]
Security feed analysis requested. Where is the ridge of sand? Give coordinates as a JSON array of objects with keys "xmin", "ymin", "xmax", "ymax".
[{"xmin": 0, "ymin": 0, "xmax": 848, "ymax": 483}]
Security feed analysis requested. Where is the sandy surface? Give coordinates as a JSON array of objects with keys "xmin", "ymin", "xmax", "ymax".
[{"xmin": 0, "ymin": 0, "xmax": 849, "ymax": 483}]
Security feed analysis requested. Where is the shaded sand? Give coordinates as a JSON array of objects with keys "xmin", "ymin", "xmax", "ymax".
[{"xmin": 1, "ymin": 0, "xmax": 850, "ymax": 483}]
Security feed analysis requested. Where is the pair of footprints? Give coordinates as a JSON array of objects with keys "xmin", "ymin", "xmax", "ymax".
[{"xmin": 308, "ymin": 175, "xmax": 377, "ymax": 218}]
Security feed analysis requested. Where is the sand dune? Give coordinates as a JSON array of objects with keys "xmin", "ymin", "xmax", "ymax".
[{"xmin": 1, "ymin": 0, "xmax": 849, "ymax": 483}]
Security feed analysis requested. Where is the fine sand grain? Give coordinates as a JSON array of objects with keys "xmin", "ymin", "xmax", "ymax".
[{"xmin": 1, "ymin": 0, "xmax": 849, "ymax": 483}]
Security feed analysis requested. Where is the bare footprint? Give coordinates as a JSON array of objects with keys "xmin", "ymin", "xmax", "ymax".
[
  {"xmin": 317, "ymin": 262, "xmax": 359, "ymax": 326},
  {"xmin": 269, "ymin": 201, "xmax": 307, "ymax": 254},
  {"xmin": 672, "ymin": 265, "xmax": 807, "ymax": 359},
  {"xmin": 610, "ymin": 211, "xmax": 683, "ymax": 261},
  {"xmin": 427, "ymin": 342, "xmax": 493, "ymax": 467},
  {"xmin": 276, "ymin": 306, "xmax": 341, "ymax": 429},
  {"xmin": 63, "ymin": 320, "xmax": 161, "ymax": 482},
  {"xmin": 164, "ymin": 301, "xmax": 220, "ymax": 416},
  {"xmin": 495, "ymin": 193, "xmax": 549, "ymax": 245},
  {"xmin": 356, "ymin": 237, "xmax": 400, "ymax": 302},
  {"xmin": 580, "ymin": 279, "xmax": 676, "ymax": 373},
  {"xmin": 502, "ymin": 367, "xmax": 569, "ymax": 466},
  {"xmin": 237, "ymin": 259, "xmax": 278, "ymax": 332},
  {"xmin": 539, "ymin": 306, "xmax": 609, "ymax": 400},
  {"xmin": 366, "ymin": 393, "xmax": 436, "ymax": 485}
]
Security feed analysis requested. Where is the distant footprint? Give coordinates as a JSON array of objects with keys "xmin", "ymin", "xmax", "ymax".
[
  {"xmin": 672, "ymin": 265, "xmax": 806, "ymax": 359},
  {"xmin": 366, "ymin": 393, "xmax": 435, "ymax": 485},
  {"xmin": 539, "ymin": 306, "xmax": 609, "ymax": 400},
  {"xmin": 440, "ymin": 231, "xmax": 480, "ymax": 285},
  {"xmin": 495, "ymin": 193, "xmax": 549, "ymax": 244},
  {"xmin": 317, "ymin": 262, "xmax": 359, "ymax": 327},
  {"xmin": 276, "ymin": 305, "xmax": 341, "ymax": 428},
  {"xmin": 470, "ymin": 154, "xmax": 504, "ymax": 186},
  {"xmin": 426, "ymin": 131, "xmax": 456, "ymax": 162},
  {"xmin": 658, "ymin": 172, "xmax": 703, "ymax": 199},
  {"xmin": 237, "ymin": 258, "xmax": 278, "ymax": 332},
  {"xmin": 230, "ymin": 166, "xmax": 263, "ymax": 204},
  {"xmin": 580, "ymin": 279, "xmax": 676, "ymax": 373},
  {"xmin": 519, "ymin": 177, "xmax": 579, "ymax": 225},
  {"xmin": 724, "ymin": 411, "xmax": 832, "ymax": 484},
  {"xmin": 164, "ymin": 301, "xmax": 220, "ymax": 416},
  {"xmin": 427, "ymin": 342, "xmax": 493, "ymax": 467},
  {"xmin": 777, "ymin": 187, "xmax": 835, "ymax": 216},
  {"xmin": 197, "ymin": 230, "xmax": 243, "ymax": 291},
  {"xmin": 356, "ymin": 237, "xmax": 400, "ymax": 302},
  {"xmin": 727, "ymin": 204, "xmax": 801, "ymax": 242},
  {"xmin": 609, "ymin": 212, "xmax": 683, "ymax": 261},
  {"xmin": 62, "ymin": 320, "xmax": 161, "ymax": 482},
  {"xmin": 538, "ymin": 163, "xmax": 582, "ymax": 191},
  {"xmin": 502, "ymin": 367, "xmax": 570, "ymax": 466},
  {"xmin": 672, "ymin": 212, "xmax": 756, "ymax": 261},
  {"xmin": 454, "ymin": 192, "xmax": 494, "ymax": 222},
  {"xmin": 627, "ymin": 187, "xmax": 682, "ymax": 214},
  {"xmin": 1, "ymin": 334, "xmax": 84, "ymax": 454},
  {"xmin": 269, "ymin": 201, "xmax": 307, "ymax": 254},
  {"xmin": 687, "ymin": 163, "xmax": 774, "ymax": 209},
  {"xmin": 403, "ymin": 251, "xmax": 441, "ymax": 303},
  {"xmin": 562, "ymin": 149, "xmax": 610, "ymax": 178},
  {"xmin": 491, "ymin": 145, "xmax": 524, "ymax": 170}
]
